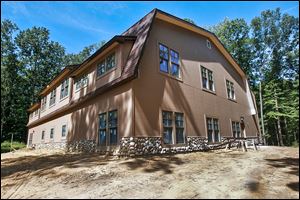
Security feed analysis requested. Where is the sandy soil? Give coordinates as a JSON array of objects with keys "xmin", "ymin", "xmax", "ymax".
[{"xmin": 1, "ymin": 146, "xmax": 299, "ymax": 199}]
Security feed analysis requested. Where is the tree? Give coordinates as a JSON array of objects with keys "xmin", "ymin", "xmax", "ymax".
[
  {"xmin": 251, "ymin": 8, "xmax": 299, "ymax": 146},
  {"xmin": 15, "ymin": 27, "xmax": 66, "ymax": 105},
  {"xmin": 209, "ymin": 18, "xmax": 254, "ymax": 84},
  {"xmin": 1, "ymin": 20, "xmax": 28, "ymax": 142},
  {"xmin": 183, "ymin": 18, "xmax": 196, "ymax": 25},
  {"xmin": 64, "ymin": 41, "xmax": 106, "ymax": 65}
]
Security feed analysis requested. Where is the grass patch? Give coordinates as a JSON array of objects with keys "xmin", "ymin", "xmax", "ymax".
[
  {"xmin": 1, "ymin": 140, "xmax": 26, "ymax": 153},
  {"xmin": 291, "ymin": 141, "xmax": 299, "ymax": 147}
]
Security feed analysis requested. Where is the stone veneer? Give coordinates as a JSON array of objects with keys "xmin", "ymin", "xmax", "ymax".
[
  {"xmin": 31, "ymin": 136, "xmax": 258, "ymax": 156},
  {"xmin": 34, "ymin": 141, "xmax": 66, "ymax": 149},
  {"xmin": 118, "ymin": 136, "xmax": 211, "ymax": 157},
  {"xmin": 66, "ymin": 140, "xmax": 97, "ymax": 153}
]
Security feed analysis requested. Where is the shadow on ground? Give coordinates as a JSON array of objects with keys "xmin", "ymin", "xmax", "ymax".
[
  {"xmin": 265, "ymin": 157, "xmax": 299, "ymax": 191},
  {"xmin": 1, "ymin": 152, "xmax": 113, "ymax": 180},
  {"xmin": 121, "ymin": 154, "xmax": 185, "ymax": 174}
]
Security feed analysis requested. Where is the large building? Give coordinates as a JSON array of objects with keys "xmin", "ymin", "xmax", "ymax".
[{"xmin": 27, "ymin": 9, "xmax": 260, "ymax": 155}]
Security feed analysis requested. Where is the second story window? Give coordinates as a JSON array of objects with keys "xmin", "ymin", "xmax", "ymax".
[
  {"xmin": 41, "ymin": 96, "xmax": 47, "ymax": 111},
  {"xmin": 34, "ymin": 109, "xmax": 39, "ymax": 117},
  {"xmin": 97, "ymin": 53, "xmax": 116, "ymax": 77},
  {"xmin": 75, "ymin": 75, "xmax": 88, "ymax": 91},
  {"xmin": 170, "ymin": 50, "xmax": 180, "ymax": 78},
  {"xmin": 201, "ymin": 66, "xmax": 215, "ymax": 92},
  {"xmin": 97, "ymin": 61, "xmax": 106, "ymax": 77},
  {"xmin": 106, "ymin": 53, "xmax": 116, "ymax": 71},
  {"xmin": 159, "ymin": 44, "xmax": 169, "ymax": 73},
  {"xmin": 159, "ymin": 43, "xmax": 181, "ymax": 79},
  {"xmin": 226, "ymin": 80, "xmax": 235, "ymax": 100},
  {"xmin": 60, "ymin": 79, "xmax": 69, "ymax": 99},
  {"xmin": 49, "ymin": 88, "xmax": 56, "ymax": 107}
]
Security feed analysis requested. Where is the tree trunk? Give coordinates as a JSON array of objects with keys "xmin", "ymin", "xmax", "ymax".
[
  {"xmin": 259, "ymin": 82, "xmax": 266, "ymax": 145},
  {"xmin": 275, "ymin": 93, "xmax": 284, "ymax": 146},
  {"xmin": 275, "ymin": 121, "xmax": 280, "ymax": 146}
]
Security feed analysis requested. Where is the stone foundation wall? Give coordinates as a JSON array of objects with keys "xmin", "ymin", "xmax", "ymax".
[
  {"xmin": 119, "ymin": 136, "xmax": 210, "ymax": 157},
  {"xmin": 66, "ymin": 140, "xmax": 97, "ymax": 153},
  {"xmin": 34, "ymin": 142, "xmax": 66, "ymax": 149},
  {"xmin": 31, "ymin": 136, "xmax": 258, "ymax": 156}
]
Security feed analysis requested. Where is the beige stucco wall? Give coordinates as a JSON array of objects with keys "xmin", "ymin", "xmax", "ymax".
[
  {"xmin": 72, "ymin": 41, "xmax": 134, "ymax": 102},
  {"xmin": 132, "ymin": 18, "xmax": 259, "ymax": 139},
  {"xmin": 28, "ymin": 113, "xmax": 71, "ymax": 146},
  {"xmin": 68, "ymin": 82, "xmax": 133, "ymax": 143}
]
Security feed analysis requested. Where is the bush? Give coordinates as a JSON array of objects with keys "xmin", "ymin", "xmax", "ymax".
[
  {"xmin": 1, "ymin": 140, "xmax": 26, "ymax": 153},
  {"xmin": 292, "ymin": 141, "xmax": 299, "ymax": 147}
]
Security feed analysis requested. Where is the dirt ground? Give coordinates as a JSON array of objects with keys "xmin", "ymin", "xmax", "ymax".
[{"xmin": 1, "ymin": 146, "xmax": 299, "ymax": 199}]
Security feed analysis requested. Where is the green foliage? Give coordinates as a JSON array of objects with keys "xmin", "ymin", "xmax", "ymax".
[
  {"xmin": 209, "ymin": 18, "xmax": 254, "ymax": 84},
  {"xmin": 1, "ymin": 140, "xmax": 26, "ymax": 153},
  {"xmin": 1, "ymin": 19, "xmax": 105, "ymax": 143},
  {"xmin": 183, "ymin": 18, "xmax": 196, "ymax": 25}
]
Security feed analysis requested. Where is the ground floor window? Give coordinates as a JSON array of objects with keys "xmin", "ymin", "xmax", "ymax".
[
  {"xmin": 206, "ymin": 117, "xmax": 220, "ymax": 143},
  {"xmin": 98, "ymin": 110, "xmax": 118, "ymax": 146},
  {"xmin": 62, "ymin": 125, "xmax": 67, "ymax": 138},
  {"xmin": 231, "ymin": 121, "xmax": 241, "ymax": 138},
  {"xmin": 50, "ymin": 128, "xmax": 54, "ymax": 139},
  {"xmin": 41, "ymin": 131, "xmax": 45, "ymax": 140},
  {"xmin": 162, "ymin": 111, "xmax": 185, "ymax": 145},
  {"xmin": 29, "ymin": 133, "xmax": 33, "ymax": 146}
]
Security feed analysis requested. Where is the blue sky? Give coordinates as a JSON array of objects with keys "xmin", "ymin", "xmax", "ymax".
[{"xmin": 1, "ymin": 1, "xmax": 299, "ymax": 54}]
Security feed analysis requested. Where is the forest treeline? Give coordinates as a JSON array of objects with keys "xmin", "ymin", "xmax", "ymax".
[{"xmin": 1, "ymin": 8, "xmax": 299, "ymax": 146}]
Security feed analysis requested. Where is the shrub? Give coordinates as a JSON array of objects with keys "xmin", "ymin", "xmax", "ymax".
[{"xmin": 1, "ymin": 140, "xmax": 26, "ymax": 153}]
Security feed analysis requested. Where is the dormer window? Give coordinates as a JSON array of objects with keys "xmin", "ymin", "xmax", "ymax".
[
  {"xmin": 75, "ymin": 75, "xmax": 88, "ymax": 91},
  {"xmin": 60, "ymin": 79, "xmax": 69, "ymax": 99},
  {"xmin": 41, "ymin": 96, "xmax": 47, "ymax": 111},
  {"xmin": 49, "ymin": 88, "xmax": 56, "ymax": 106},
  {"xmin": 96, "ymin": 52, "xmax": 116, "ymax": 77}
]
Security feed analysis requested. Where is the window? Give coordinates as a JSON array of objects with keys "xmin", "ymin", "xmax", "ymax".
[
  {"xmin": 226, "ymin": 80, "xmax": 235, "ymax": 100},
  {"xmin": 60, "ymin": 79, "xmax": 69, "ymax": 99},
  {"xmin": 41, "ymin": 131, "xmax": 45, "ymax": 140},
  {"xmin": 61, "ymin": 125, "xmax": 67, "ymax": 138},
  {"xmin": 28, "ymin": 133, "xmax": 33, "ymax": 146},
  {"xmin": 41, "ymin": 96, "xmax": 47, "ymax": 111},
  {"xmin": 170, "ymin": 50, "xmax": 180, "ymax": 78},
  {"xmin": 162, "ymin": 111, "xmax": 173, "ymax": 144},
  {"xmin": 206, "ymin": 117, "xmax": 220, "ymax": 143},
  {"xmin": 108, "ymin": 110, "xmax": 118, "ymax": 145},
  {"xmin": 207, "ymin": 39, "xmax": 212, "ymax": 49},
  {"xmin": 98, "ymin": 110, "xmax": 118, "ymax": 146},
  {"xmin": 34, "ymin": 109, "xmax": 39, "ymax": 116},
  {"xmin": 175, "ymin": 113, "xmax": 184, "ymax": 144},
  {"xmin": 29, "ymin": 113, "xmax": 33, "ymax": 119},
  {"xmin": 106, "ymin": 53, "xmax": 116, "ymax": 71},
  {"xmin": 159, "ymin": 44, "xmax": 169, "ymax": 73},
  {"xmin": 96, "ymin": 53, "xmax": 116, "ymax": 77},
  {"xmin": 232, "ymin": 121, "xmax": 241, "ymax": 138},
  {"xmin": 97, "ymin": 60, "xmax": 106, "ymax": 77},
  {"xmin": 49, "ymin": 88, "xmax": 56, "ymax": 106},
  {"xmin": 75, "ymin": 75, "xmax": 88, "ymax": 90},
  {"xmin": 98, "ymin": 113, "xmax": 107, "ymax": 146},
  {"xmin": 50, "ymin": 128, "xmax": 54, "ymax": 139},
  {"xmin": 162, "ymin": 111, "xmax": 185, "ymax": 145},
  {"xmin": 159, "ymin": 43, "xmax": 181, "ymax": 79},
  {"xmin": 201, "ymin": 66, "xmax": 215, "ymax": 92}
]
